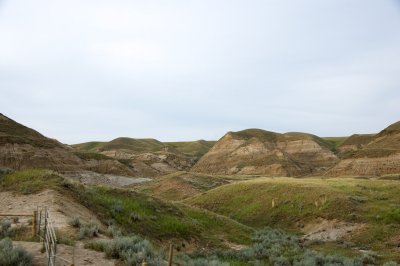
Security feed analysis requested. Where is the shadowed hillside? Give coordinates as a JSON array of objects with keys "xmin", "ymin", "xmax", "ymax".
[
  {"xmin": 0, "ymin": 113, "xmax": 82, "ymax": 170},
  {"xmin": 0, "ymin": 114, "xmax": 137, "ymax": 176}
]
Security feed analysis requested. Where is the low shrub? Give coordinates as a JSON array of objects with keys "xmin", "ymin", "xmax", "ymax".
[
  {"xmin": 181, "ymin": 227, "xmax": 386, "ymax": 266},
  {"xmin": 86, "ymin": 236, "xmax": 163, "ymax": 266},
  {"xmin": 0, "ymin": 219, "xmax": 13, "ymax": 238},
  {"xmin": 84, "ymin": 239, "xmax": 108, "ymax": 252},
  {"xmin": 77, "ymin": 223, "xmax": 99, "ymax": 240},
  {"xmin": 68, "ymin": 217, "xmax": 82, "ymax": 228},
  {"xmin": 0, "ymin": 238, "xmax": 32, "ymax": 266},
  {"xmin": 106, "ymin": 225, "xmax": 122, "ymax": 238},
  {"xmin": 177, "ymin": 254, "xmax": 230, "ymax": 266}
]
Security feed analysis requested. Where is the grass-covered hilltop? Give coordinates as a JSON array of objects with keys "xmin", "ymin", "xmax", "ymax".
[{"xmin": 1, "ymin": 113, "xmax": 400, "ymax": 265}]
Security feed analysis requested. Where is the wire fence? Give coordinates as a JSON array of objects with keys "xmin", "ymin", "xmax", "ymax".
[{"xmin": 36, "ymin": 208, "xmax": 74, "ymax": 266}]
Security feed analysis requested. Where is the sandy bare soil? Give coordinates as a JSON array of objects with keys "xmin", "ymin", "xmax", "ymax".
[
  {"xmin": 15, "ymin": 241, "xmax": 116, "ymax": 266},
  {"xmin": 1, "ymin": 190, "xmax": 116, "ymax": 265},
  {"xmin": 64, "ymin": 171, "xmax": 151, "ymax": 187},
  {"xmin": 0, "ymin": 189, "xmax": 102, "ymax": 230},
  {"xmin": 302, "ymin": 218, "xmax": 364, "ymax": 241}
]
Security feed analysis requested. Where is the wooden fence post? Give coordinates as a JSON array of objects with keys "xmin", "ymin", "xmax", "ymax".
[
  {"xmin": 32, "ymin": 210, "xmax": 37, "ymax": 238},
  {"xmin": 168, "ymin": 244, "xmax": 174, "ymax": 266}
]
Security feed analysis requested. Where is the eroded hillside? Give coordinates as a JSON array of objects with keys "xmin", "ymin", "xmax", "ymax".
[
  {"xmin": 191, "ymin": 129, "xmax": 338, "ymax": 176},
  {"xmin": 327, "ymin": 121, "xmax": 400, "ymax": 176}
]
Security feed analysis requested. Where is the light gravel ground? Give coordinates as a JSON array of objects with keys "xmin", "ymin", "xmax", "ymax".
[{"xmin": 64, "ymin": 171, "xmax": 151, "ymax": 187}]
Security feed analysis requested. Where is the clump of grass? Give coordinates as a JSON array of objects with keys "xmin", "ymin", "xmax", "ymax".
[
  {"xmin": 177, "ymin": 254, "xmax": 230, "ymax": 266},
  {"xmin": 111, "ymin": 203, "xmax": 125, "ymax": 214},
  {"xmin": 130, "ymin": 212, "xmax": 141, "ymax": 222},
  {"xmin": 0, "ymin": 238, "xmax": 32, "ymax": 266},
  {"xmin": 179, "ymin": 227, "xmax": 386, "ymax": 266},
  {"xmin": 77, "ymin": 223, "xmax": 99, "ymax": 240},
  {"xmin": 85, "ymin": 236, "xmax": 163, "ymax": 266},
  {"xmin": 106, "ymin": 225, "xmax": 122, "ymax": 238},
  {"xmin": 68, "ymin": 217, "xmax": 82, "ymax": 228},
  {"xmin": 0, "ymin": 219, "xmax": 13, "ymax": 238},
  {"xmin": 55, "ymin": 229, "xmax": 75, "ymax": 246}
]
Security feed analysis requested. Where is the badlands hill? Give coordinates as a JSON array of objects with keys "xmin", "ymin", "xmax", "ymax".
[
  {"xmin": 0, "ymin": 113, "xmax": 82, "ymax": 171},
  {"xmin": 0, "ymin": 113, "xmax": 215, "ymax": 177},
  {"xmin": 327, "ymin": 121, "xmax": 400, "ymax": 176},
  {"xmin": 192, "ymin": 121, "xmax": 400, "ymax": 177},
  {"xmin": 191, "ymin": 129, "xmax": 339, "ymax": 176},
  {"xmin": 0, "ymin": 114, "xmax": 137, "ymax": 176},
  {"xmin": 73, "ymin": 138, "xmax": 215, "ymax": 161},
  {"xmin": 73, "ymin": 138, "xmax": 216, "ymax": 176}
]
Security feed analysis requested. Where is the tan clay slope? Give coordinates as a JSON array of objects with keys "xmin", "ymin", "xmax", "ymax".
[
  {"xmin": 327, "ymin": 121, "xmax": 400, "ymax": 176},
  {"xmin": 191, "ymin": 129, "xmax": 338, "ymax": 176}
]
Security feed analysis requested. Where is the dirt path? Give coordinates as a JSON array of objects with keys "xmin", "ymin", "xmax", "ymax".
[{"xmin": 15, "ymin": 241, "xmax": 116, "ymax": 266}]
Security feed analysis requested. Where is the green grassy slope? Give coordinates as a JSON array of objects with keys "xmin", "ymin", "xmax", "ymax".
[
  {"xmin": 321, "ymin": 136, "xmax": 348, "ymax": 151},
  {"xmin": 73, "ymin": 138, "xmax": 216, "ymax": 160},
  {"xmin": 186, "ymin": 177, "xmax": 400, "ymax": 261},
  {"xmin": 164, "ymin": 140, "xmax": 216, "ymax": 158},
  {"xmin": 71, "ymin": 141, "xmax": 106, "ymax": 152},
  {"xmin": 132, "ymin": 171, "xmax": 248, "ymax": 201},
  {"xmin": 73, "ymin": 138, "xmax": 166, "ymax": 153},
  {"xmin": 339, "ymin": 134, "xmax": 374, "ymax": 148},
  {"xmin": 0, "ymin": 169, "xmax": 252, "ymax": 248}
]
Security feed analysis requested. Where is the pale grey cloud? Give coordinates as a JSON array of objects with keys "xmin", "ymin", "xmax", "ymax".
[{"xmin": 1, "ymin": 0, "xmax": 400, "ymax": 143}]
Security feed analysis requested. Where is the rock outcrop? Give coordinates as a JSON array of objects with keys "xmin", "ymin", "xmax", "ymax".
[{"xmin": 191, "ymin": 129, "xmax": 338, "ymax": 176}]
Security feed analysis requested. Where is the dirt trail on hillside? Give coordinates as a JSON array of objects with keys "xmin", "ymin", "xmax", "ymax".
[
  {"xmin": 1, "ymin": 190, "xmax": 115, "ymax": 265},
  {"xmin": 0, "ymin": 190, "xmax": 102, "ymax": 229}
]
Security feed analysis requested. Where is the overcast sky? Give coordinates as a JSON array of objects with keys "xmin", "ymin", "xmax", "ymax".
[{"xmin": 1, "ymin": 0, "xmax": 400, "ymax": 144}]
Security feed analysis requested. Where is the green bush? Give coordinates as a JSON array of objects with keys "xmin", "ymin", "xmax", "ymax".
[
  {"xmin": 0, "ymin": 219, "xmax": 13, "ymax": 238},
  {"xmin": 106, "ymin": 225, "xmax": 122, "ymax": 238},
  {"xmin": 77, "ymin": 223, "xmax": 99, "ymax": 240},
  {"xmin": 177, "ymin": 254, "xmax": 230, "ymax": 266},
  {"xmin": 68, "ymin": 217, "xmax": 82, "ymax": 228},
  {"xmin": 182, "ymin": 227, "xmax": 384, "ymax": 266},
  {"xmin": 0, "ymin": 238, "xmax": 32, "ymax": 266},
  {"xmin": 86, "ymin": 236, "xmax": 163, "ymax": 266},
  {"xmin": 84, "ymin": 240, "xmax": 108, "ymax": 252},
  {"xmin": 383, "ymin": 262, "xmax": 400, "ymax": 266}
]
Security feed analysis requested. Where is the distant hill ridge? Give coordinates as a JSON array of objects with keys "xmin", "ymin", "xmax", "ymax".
[
  {"xmin": 1, "ymin": 113, "xmax": 399, "ymax": 177},
  {"xmin": 73, "ymin": 137, "xmax": 216, "ymax": 160},
  {"xmin": 193, "ymin": 121, "xmax": 400, "ymax": 177}
]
